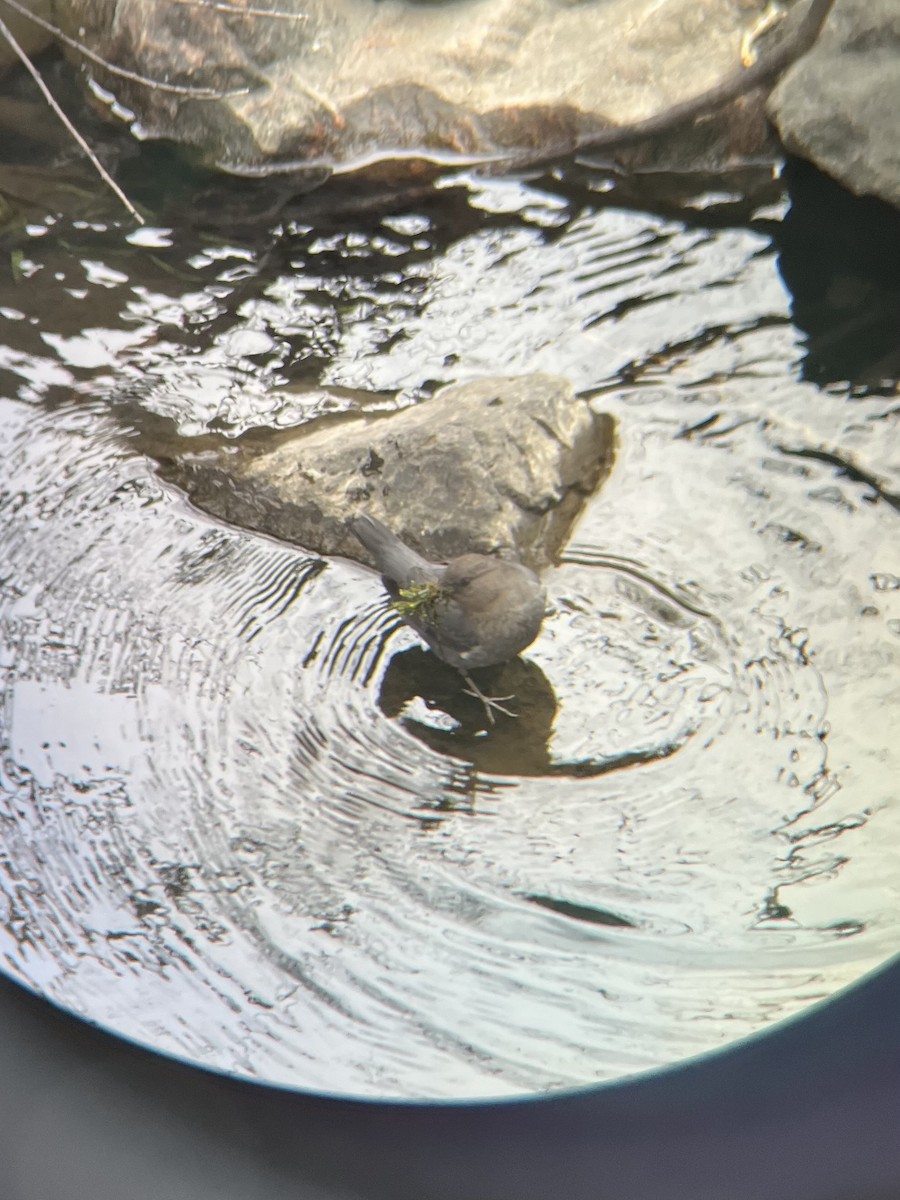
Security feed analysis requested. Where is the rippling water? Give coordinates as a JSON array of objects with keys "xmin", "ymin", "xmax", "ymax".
[{"xmin": 0, "ymin": 159, "xmax": 897, "ymax": 1098}]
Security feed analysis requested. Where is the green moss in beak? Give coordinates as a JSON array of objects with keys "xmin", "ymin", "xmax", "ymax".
[{"xmin": 391, "ymin": 581, "xmax": 444, "ymax": 622}]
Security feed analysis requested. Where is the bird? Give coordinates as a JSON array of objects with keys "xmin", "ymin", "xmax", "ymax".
[{"xmin": 350, "ymin": 514, "xmax": 547, "ymax": 722}]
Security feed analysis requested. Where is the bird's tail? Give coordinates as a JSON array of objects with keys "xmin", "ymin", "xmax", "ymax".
[{"xmin": 350, "ymin": 515, "xmax": 437, "ymax": 587}]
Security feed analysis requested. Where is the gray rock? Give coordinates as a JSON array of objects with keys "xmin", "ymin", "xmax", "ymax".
[
  {"xmin": 768, "ymin": 0, "xmax": 900, "ymax": 210},
  {"xmin": 52, "ymin": 0, "xmax": 801, "ymax": 178},
  {"xmin": 162, "ymin": 375, "xmax": 614, "ymax": 571}
]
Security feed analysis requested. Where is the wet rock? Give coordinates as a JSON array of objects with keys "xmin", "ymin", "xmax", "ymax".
[
  {"xmin": 162, "ymin": 375, "xmax": 614, "ymax": 571},
  {"xmin": 53, "ymin": 0, "xmax": 796, "ymax": 178},
  {"xmin": 768, "ymin": 0, "xmax": 900, "ymax": 210}
]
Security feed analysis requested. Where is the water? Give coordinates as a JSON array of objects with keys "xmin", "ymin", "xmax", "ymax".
[{"xmin": 0, "ymin": 119, "xmax": 897, "ymax": 1099}]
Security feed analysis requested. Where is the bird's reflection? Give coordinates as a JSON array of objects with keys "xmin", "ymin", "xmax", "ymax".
[
  {"xmin": 378, "ymin": 646, "xmax": 690, "ymax": 781},
  {"xmin": 377, "ymin": 647, "xmax": 558, "ymax": 775}
]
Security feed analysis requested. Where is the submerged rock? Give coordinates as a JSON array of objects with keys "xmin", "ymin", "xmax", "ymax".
[
  {"xmin": 768, "ymin": 0, "xmax": 900, "ymax": 211},
  {"xmin": 160, "ymin": 375, "xmax": 614, "ymax": 571}
]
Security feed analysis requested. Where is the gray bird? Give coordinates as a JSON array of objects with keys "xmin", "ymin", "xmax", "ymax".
[{"xmin": 350, "ymin": 514, "xmax": 547, "ymax": 721}]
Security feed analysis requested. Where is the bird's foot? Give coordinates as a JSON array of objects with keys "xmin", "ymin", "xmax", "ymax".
[{"xmin": 461, "ymin": 672, "xmax": 517, "ymax": 724}]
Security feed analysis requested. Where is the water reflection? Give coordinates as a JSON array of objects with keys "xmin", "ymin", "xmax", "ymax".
[{"xmin": 0, "ymin": 131, "xmax": 897, "ymax": 1099}]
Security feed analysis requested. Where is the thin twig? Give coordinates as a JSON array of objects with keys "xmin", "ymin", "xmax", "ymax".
[
  {"xmin": 167, "ymin": 0, "xmax": 309, "ymax": 19},
  {"xmin": 0, "ymin": 13, "xmax": 144, "ymax": 224}
]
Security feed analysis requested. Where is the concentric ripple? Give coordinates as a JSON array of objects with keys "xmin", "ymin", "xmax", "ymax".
[{"xmin": 0, "ymin": 173, "xmax": 897, "ymax": 1099}]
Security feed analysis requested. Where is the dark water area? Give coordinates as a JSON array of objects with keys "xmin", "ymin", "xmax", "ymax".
[{"xmin": 0, "ymin": 55, "xmax": 898, "ymax": 1100}]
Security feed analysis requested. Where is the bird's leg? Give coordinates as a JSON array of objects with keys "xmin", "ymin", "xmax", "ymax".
[{"xmin": 460, "ymin": 671, "xmax": 517, "ymax": 724}]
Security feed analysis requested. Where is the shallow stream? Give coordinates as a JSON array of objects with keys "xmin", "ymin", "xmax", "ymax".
[{"xmin": 0, "ymin": 110, "xmax": 897, "ymax": 1099}]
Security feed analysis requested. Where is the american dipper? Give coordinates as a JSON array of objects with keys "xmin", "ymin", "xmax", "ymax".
[{"xmin": 351, "ymin": 514, "xmax": 547, "ymax": 721}]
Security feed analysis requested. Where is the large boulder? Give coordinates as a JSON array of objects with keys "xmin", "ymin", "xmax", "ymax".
[
  {"xmin": 52, "ymin": 0, "xmax": 803, "ymax": 178},
  {"xmin": 768, "ymin": 0, "xmax": 900, "ymax": 210},
  {"xmin": 158, "ymin": 375, "xmax": 614, "ymax": 570}
]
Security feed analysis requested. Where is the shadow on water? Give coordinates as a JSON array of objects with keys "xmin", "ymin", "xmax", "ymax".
[
  {"xmin": 377, "ymin": 637, "xmax": 689, "ymax": 781},
  {"xmin": 0, "ymin": 51, "xmax": 897, "ymax": 1100},
  {"xmin": 772, "ymin": 157, "xmax": 900, "ymax": 390}
]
